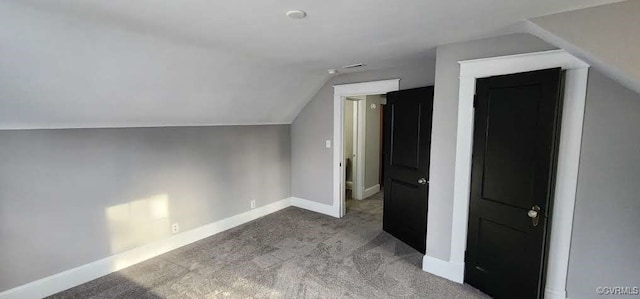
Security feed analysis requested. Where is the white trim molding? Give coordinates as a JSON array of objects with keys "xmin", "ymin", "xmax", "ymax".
[
  {"xmin": 428, "ymin": 50, "xmax": 588, "ymax": 299},
  {"xmin": 422, "ymin": 255, "xmax": 465, "ymax": 283},
  {"xmin": 363, "ymin": 184, "xmax": 381, "ymax": 199},
  {"xmin": 290, "ymin": 197, "xmax": 340, "ymax": 218},
  {"xmin": 0, "ymin": 198, "xmax": 294, "ymax": 299},
  {"xmin": 333, "ymin": 79, "xmax": 400, "ymax": 217},
  {"xmin": 345, "ymin": 181, "xmax": 353, "ymax": 190},
  {"xmin": 0, "ymin": 193, "xmax": 350, "ymax": 299},
  {"xmin": 354, "ymin": 99, "xmax": 367, "ymax": 200}
]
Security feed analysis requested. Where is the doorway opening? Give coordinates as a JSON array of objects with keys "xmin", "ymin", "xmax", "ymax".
[
  {"xmin": 343, "ymin": 94, "xmax": 386, "ymax": 214},
  {"xmin": 332, "ymin": 79, "xmax": 399, "ymax": 218},
  {"xmin": 335, "ymin": 81, "xmax": 434, "ymax": 255}
]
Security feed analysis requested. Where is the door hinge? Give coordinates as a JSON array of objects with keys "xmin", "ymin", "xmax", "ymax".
[{"xmin": 473, "ymin": 94, "xmax": 478, "ymax": 108}]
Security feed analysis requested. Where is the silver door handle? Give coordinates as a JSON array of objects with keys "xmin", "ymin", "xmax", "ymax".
[
  {"xmin": 528, "ymin": 205, "xmax": 541, "ymax": 226},
  {"xmin": 417, "ymin": 178, "xmax": 427, "ymax": 185}
]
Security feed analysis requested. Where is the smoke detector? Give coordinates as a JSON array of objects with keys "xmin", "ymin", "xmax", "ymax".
[{"xmin": 286, "ymin": 10, "xmax": 307, "ymax": 19}]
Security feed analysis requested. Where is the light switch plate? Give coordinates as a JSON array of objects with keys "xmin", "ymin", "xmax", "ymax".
[{"xmin": 325, "ymin": 140, "xmax": 331, "ymax": 148}]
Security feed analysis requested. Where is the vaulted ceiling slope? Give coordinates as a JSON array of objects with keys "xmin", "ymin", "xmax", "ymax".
[
  {"xmin": 526, "ymin": 0, "xmax": 640, "ymax": 95},
  {"xmin": 0, "ymin": 0, "xmax": 624, "ymax": 129},
  {"xmin": 0, "ymin": 1, "xmax": 328, "ymax": 129}
]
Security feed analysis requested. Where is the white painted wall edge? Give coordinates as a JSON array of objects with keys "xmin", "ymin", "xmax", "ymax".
[
  {"xmin": 422, "ymin": 255, "xmax": 464, "ymax": 283},
  {"xmin": 0, "ymin": 198, "xmax": 301, "ymax": 299},
  {"xmin": 290, "ymin": 197, "xmax": 340, "ymax": 218},
  {"xmin": 363, "ymin": 184, "xmax": 381, "ymax": 199}
]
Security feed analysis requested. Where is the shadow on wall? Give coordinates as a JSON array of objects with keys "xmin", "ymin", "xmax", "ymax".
[
  {"xmin": 105, "ymin": 193, "xmax": 171, "ymax": 257},
  {"xmin": 0, "ymin": 125, "xmax": 291, "ymax": 292},
  {"xmin": 50, "ymin": 209, "xmax": 297, "ymax": 298}
]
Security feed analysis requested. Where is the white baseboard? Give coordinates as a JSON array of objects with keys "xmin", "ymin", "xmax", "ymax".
[
  {"xmin": 422, "ymin": 255, "xmax": 465, "ymax": 284},
  {"xmin": 362, "ymin": 184, "xmax": 380, "ymax": 199},
  {"xmin": 422, "ymin": 255, "xmax": 567, "ymax": 298},
  {"xmin": 544, "ymin": 287, "xmax": 567, "ymax": 299},
  {"xmin": 0, "ymin": 196, "xmax": 342, "ymax": 299},
  {"xmin": 290, "ymin": 197, "xmax": 339, "ymax": 218},
  {"xmin": 0, "ymin": 198, "xmax": 292, "ymax": 299}
]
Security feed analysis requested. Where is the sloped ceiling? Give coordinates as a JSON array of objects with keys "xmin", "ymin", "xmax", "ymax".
[
  {"xmin": 0, "ymin": 0, "xmax": 625, "ymax": 129},
  {"xmin": 526, "ymin": 0, "xmax": 640, "ymax": 95}
]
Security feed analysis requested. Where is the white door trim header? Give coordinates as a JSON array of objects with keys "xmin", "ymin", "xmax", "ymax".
[{"xmin": 333, "ymin": 79, "xmax": 400, "ymax": 217}]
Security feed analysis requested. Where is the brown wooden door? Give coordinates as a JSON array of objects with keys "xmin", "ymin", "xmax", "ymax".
[
  {"xmin": 382, "ymin": 86, "xmax": 433, "ymax": 253},
  {"xmin": 465, "ymin": 68, "xmax": 563, "ymax": 298}
]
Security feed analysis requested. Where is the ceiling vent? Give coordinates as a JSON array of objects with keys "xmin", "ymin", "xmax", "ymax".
[{"xmin": 342, "ymin": 63, "xmax": 365, "ymax": 69}]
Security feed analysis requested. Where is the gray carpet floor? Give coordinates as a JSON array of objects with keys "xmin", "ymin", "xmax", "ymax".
[{"xmin": 50, "ymin": 192, "xmax": 489, "ymax": 298}]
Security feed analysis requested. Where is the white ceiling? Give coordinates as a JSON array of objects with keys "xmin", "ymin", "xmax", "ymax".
[
  {"xmin": 13, "ymin": 0, "xmax": 624, "ymax": 70},
  {"xmin": 0, "ymin": 0, "xmax": 625, "ymax": 129}
]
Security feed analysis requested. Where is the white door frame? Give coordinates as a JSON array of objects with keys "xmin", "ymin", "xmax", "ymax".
[
  {"xmin": 345, "ymin": 96, "xmax": 367, "ymax": 200},
  {"xmin": 333, "ymin": 79, "xmax": 400, "ymax": 217},
  {"xmin": 441, "ymin": 50, "xmax": 588, "ymax": 299},
  {"xmin": 344, "ymin": 98, "xmax": 359, "ymax": 191}
]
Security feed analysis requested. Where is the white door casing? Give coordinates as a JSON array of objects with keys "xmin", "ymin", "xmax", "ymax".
[
  {"xmin": 423, "ymin": 50, "xmax": 588, "ymax": 299},
  {"xmin": 333, "ymin": 79, "xmax": 400, "ymax": 217}
]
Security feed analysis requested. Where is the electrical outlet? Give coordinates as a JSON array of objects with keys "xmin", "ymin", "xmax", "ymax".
[
  {"xmin": 171, "ymin": 223, "xmax": 179, "ymax": 234},
  {"xmin": 250, "ymin": 200, "xmax": 256, "ymax": 209}
]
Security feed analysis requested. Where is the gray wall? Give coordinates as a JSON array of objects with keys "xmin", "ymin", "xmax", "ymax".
[
  {"xmin": 529, "ymin": 0, "xmax": 640, "ymax": 95},
  {"xmin": 0, "ymin": 125, "xmax": 290, "ymax": 291},
  {"xmin": 364, "ymin": 95, "xmax": 383, "ymax": 189},
  {"xmin": 291, "ymin": 56, "xmax": 437, "ymax": 205},
  {"xmin": 426, "ymin": 33, "xmax": 556, "ymax": 260},
  {"xmin": 567, "ymin": 70, "xmax": 640, "ymax": 298},
  {"xmin": 0, "ymin": 1, "xmax": 326, "ymax": 129}
]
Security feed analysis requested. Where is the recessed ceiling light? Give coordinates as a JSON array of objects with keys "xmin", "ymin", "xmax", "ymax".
[
  {"xmin": 286, "ymin": 10, "xmax": 307, "ymax": 19},
  {"xmin": 328, "ymin": 69, "xmax": 339, "ymax": 75}
]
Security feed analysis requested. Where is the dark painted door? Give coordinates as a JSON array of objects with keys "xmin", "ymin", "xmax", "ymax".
[
  {"xmin": 383, "ymin": 86, "xmax": 433, "ymax": 254},
  {"xmin": 465, "ymin": 68, "xmax": 563, "ymax": 299}
]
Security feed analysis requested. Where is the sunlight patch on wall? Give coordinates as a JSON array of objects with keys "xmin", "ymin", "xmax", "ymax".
[{"xmin": 105, "ymin": 194, "xmax": 171, "ymax": 254}]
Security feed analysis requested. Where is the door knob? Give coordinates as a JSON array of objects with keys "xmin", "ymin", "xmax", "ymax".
[
  {"xmin": 528, "ymin": 205, "xmax": 541, "ymax": 227},
  {"xmin": 417, "ymin": 178, "xmax": 427, "ymax": 185}
]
